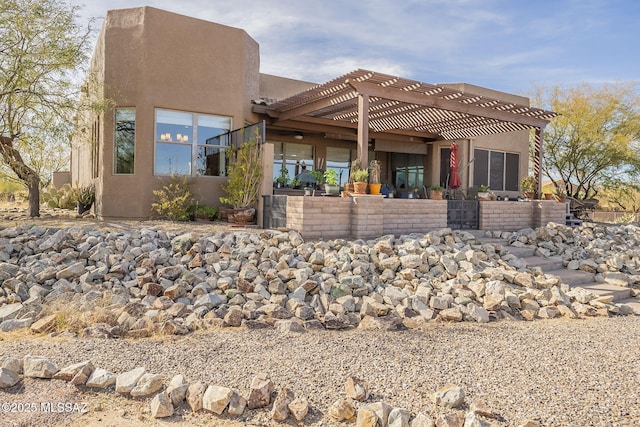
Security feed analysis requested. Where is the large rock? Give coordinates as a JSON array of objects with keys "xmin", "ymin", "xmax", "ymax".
[
  {"xmin": 271, "ymin": 386, "xmax": 295, "ymax": 422},
  {"xmin": 30, "ymin": 314, "xmax": 57, "ymax": 334},
  {"xmin": 116, "ymin": 367, "xmax": 146, "ymax": 394},
  {"xmin": 150, "ymin": 392, "xmax": 174, "ymax": 418},
  {"xmin": 388, "ymin": 407, "xmax": 411, "ymax": 427},
  {"xmin": 328, "ymin": 398, "xmax": 355, "ymax": 421},
  {"xmin": 288, "ymin": 396, "xmax": 309, "ymax": 422},
  {"xmin": 186, "ymin": 381, "xmax": 206, "ymax": 412},
  {"xmin": 368, "ymin": 401, "xmax": 392, "ymax": 427},
  {"xmin": 0, "ymin": 302, "xmax": 23, "ymax": 322},
  {"xmin": 247, "ymin": 372, "xmax": 274, "ymax": 409},
  {"xmin": 345, "ymin": 376, "xmax": 369, "ymax": 401},
  {"xmin": 0, "ymin": 367, "xmax": 20, "ymax": 388},
  {"xmin": 432, "ymin": 384, "xmax": 465, "ymax": 408},
  {"xmin": 356, "ymin": 407, "xmax": 379, "ymax": 427},
  {"xmin": 166, "ymin": 374, "xmax": 189, "ymax": 405},
  {"xmin": 130, "ymin": 373, "xmax": 164, "ymax": 397},
  {"xmin": 203, "ymin": 385, "xmax": 233, "ymax": 414},
  {"xmin": 86, "ymin": 368, "xmax": 117, "ymax": 388},
  {"xmin": 410, "ymin": 412, "xmax": 435, "ymax": 427},
  {"xmin": 53, "ymin": 360, "xmax": 94, "ymax": 382},
  {"xmin": 23, "ymin": 355, "xmax": 58, "ymax": 379},
  {"xmin": 227, "ymin": 391, "xmax": 247, "ymax": 416}
]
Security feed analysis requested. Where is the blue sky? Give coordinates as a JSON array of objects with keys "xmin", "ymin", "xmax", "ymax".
[{"xmin": 79, "ymin": 0, "xmax": 639, "ymax": 96}]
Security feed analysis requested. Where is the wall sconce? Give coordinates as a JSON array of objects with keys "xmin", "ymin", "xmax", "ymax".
[{"xmin": 294, "ymin": 132, "xmax": 304, "ymax": 140}]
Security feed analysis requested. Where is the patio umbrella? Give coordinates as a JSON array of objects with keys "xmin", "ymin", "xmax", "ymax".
[{"xmin": 449, "ymin": 143, "xmax": 461, "ymax": 189}]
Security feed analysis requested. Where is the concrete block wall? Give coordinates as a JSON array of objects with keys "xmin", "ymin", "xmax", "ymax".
[
  {"xmin": 479, "ymin": 201, "xmax": 534, "ymax": 230},
  {"xmin": 479, "ymin": 200, "xmax": 566, "ymax": 230},
  {"xmin": 286, "ymin": 196, "xmax": 351, "ymax": 240},
  {"xmin": 533, "ymin": 200, "xmax": 567, "ymax": 228},
  {"xmin": 382, "ymin": 199, "xmax": 447, "ymax": 235},
  {"xmin": 351, "ymin": 195, "xmax": 385, "ymax": 239}
]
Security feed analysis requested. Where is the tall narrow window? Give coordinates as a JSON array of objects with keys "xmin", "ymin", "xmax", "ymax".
[{"xmin": 114, "ymin": 108, "xmax": 135, "ymax": 174}]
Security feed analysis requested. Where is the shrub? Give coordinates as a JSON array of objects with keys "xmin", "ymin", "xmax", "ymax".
[
  {"xmin": 151, "ymin": 175, "xmax": 195, "ymax": 221},
  {"xmin": 192, "ymin": 204, "xmax": 219, "ymax": 221},
  {"xmin": 41, "ymin": 184, "xmax": 76, "ymax": 209},
  {"xmin": 220, "ymin": 137, "xmax": 262, "ymax": 209}
]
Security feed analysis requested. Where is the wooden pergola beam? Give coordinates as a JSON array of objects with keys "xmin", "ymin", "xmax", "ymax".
[{"xmin": 347, "ymin": 80, "xmax": 550, "ymax": 129}]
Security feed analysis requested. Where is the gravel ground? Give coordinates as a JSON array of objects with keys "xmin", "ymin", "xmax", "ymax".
[{"xmin": 2, "ymin": 316, "xmax": 640, "ymax": 426}]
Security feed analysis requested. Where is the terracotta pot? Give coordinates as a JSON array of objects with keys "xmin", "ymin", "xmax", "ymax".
[
  {"xmin": 344, "ymin": 183, "xmax": 354, "ymax": 194},
  {"xmin": 544, "ymin": 193, "xmax": 553, "ymax": 200},
  {"xmin": 369, "ymin": 183, "xmax": 382, "ymax": 195},
  {"xmin": 353, "ymin": 182, "xmax": 368, "ymax": 194},
  {"xmin": 230, "ymin": 208, "xmax": 255, "ymax": 224},
  {"xmin": 430, "ymin": 190, "xmax": 443, "ymax": 200}
]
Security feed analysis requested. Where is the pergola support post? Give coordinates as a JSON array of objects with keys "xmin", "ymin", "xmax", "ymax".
[
  {"xmin": 533, "ymin": 126, "xmax": 545, "ymax": 196},
  {"xmin": 357, "ymin": 93, "xmax": 369, "ymax": 169}
]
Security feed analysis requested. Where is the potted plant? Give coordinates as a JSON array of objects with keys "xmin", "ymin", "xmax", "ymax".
[
  {"xmin": 345, "ymin": 158, "xmax": 360, "ymax": 194},
  {"xmin": 429, "ymin": 184, "xmax": 443, "ymax": 200},
  {"xmin": 191, "ymin": 204, "xmax": 219, "ymax": 221},
  {"xmin": 75, "ymin": 184, "xmax": 95, "ymax": 214},
  {"xmin": 477, "ymin": 184, "xmax": 493, "ymax": 201},
  {"xmin": 352, "ymin": 169, "xmax": 369, "ymax": 194},
  {"xmin": 220, "ymin": 138, "xmax": 262, "ymax": 223},
  {"xmin": 520, "ymin": 175, "xmax": 537, "ymax": 199},
  {"xmin": 555, "ymin": 187, "xmax": 567, "ymax": 203},
  {"xmin": 369, "ymin": 160, "xmax": 382, "ymax": 195},
  {"xmin": 323, "ymin": 169, "xmax": 340, "ymax": 196},
  {"xmin": 274, "ymin": 166, "xmax": 289, "ymax": 188}
]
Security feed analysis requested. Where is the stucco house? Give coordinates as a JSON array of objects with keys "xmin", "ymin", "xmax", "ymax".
[{"xmin": 71, "ymin": 6, "xmax": 561, "ymax": 237}]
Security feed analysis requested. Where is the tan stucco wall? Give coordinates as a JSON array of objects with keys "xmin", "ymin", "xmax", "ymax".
[{"xmin": 87, "ymin": 7, "xmax": 260, "ymax": 219}]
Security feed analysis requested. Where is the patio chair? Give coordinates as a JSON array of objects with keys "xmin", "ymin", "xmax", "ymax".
[{"xmin": 568, "ymin": 197, "xmax": 599, "ymax": 220}]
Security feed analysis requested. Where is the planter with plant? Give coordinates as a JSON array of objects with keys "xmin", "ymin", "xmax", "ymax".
[
  {"xmin": 520, "ymin": 175, "xmax": 537, "ymax": 199},
  {"xmin": 190, "ymin": 204, "xmax": 219, "ymax": 221},
  {"xmin": 274, "ymin": 166, "xmax": 289, "ymax": 188},
  {"xmin": 429, "ymin": 184, "xmax": 443, "ymax": 200},
  {"xmin": 352, "ymin": 169, "xmax": 369, "ymax": 194},
  {"xmin": 220, "ymin": 138, "xmax": 262, "ymax": 223},
  {"xmin": 75, "ymin": 184, "xmax": 95, "ymax": 214},
  {"xmin": 477, "ymin": 184, "xmax": 493, "ymax": 201},
  {"xmin": 554, "ymin": 187, "xmax": 567, "ymax": 203},
  {"xmin": 323, "ymin": 169, "xmax": 340, "ymax": 196},
  {"xmin": 345, "ymin": 158, "xmax": 360, "ymax": 194},
  {"xmin": 369, "ymin": 160, "xmax": 382, "ymax": 195}
]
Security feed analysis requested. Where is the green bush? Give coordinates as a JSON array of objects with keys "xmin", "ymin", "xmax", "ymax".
[
  {"xmin": 192, "ymin": 204, "xmax": 219, "ymax": 221},
  {"xmin": 41, "ymin": 184, "xmax": 76, "ymax": 209},
  {"xmin": 151, "ymin": 176, "xmax": 195, "ymax": 221}
]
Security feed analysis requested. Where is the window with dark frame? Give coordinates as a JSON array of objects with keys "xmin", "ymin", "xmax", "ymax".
[
  {"xmin": 473, "ymin": 148, "xmax": 519, "ymax": 191},
  {"xmin": 114, "ymin": 108, "xmax": 135, "ymax": 174}
]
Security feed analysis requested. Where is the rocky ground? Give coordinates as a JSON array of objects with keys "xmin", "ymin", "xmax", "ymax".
[{"xmin": 0, "ymin": 204, "xmax": 640, "ymax": 426}]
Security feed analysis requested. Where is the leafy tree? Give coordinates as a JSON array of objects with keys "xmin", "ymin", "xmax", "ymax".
[
  {"xmin": 533, "ymin": 82, "xmax": 640, "ymax": 200},
  {"xmin": 0, "ymin": 0, "xmax": 92, "ymax": 216}
]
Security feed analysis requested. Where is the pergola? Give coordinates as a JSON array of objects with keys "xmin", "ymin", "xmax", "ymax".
[{"xmin": 254, "ymin": 69, "xmax": 557, "ymax": 193}]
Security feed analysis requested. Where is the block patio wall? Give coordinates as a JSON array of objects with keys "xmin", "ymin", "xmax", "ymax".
[
  {"xmin": 286, "ymin": 196, "xmax": 448, "ymax": 240},
  {"xmin": 478, "ymin": 200, "xmax": 566, "ymax": 230},
  {"xmin": 286, "ymin": 197, "xmax": 568, "ymax": 239}
]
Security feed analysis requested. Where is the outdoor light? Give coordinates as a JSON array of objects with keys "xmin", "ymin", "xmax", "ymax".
[{"xmin": 294, "ymin": 132, "xmax": 303, "ymax": 140}]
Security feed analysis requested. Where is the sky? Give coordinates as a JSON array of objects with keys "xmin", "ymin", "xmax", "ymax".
[{"xmin": 78, "ymin": 0, "xmax": 640, "ymax": 96}]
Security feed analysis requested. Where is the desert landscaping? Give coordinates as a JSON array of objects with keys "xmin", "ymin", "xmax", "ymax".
[{"xmin": 1, "ymin": 205, "xmax": 640, "ymax": 426}]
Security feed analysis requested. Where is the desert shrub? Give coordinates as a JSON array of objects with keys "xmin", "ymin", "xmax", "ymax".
[
  {"xmin": 151, "ymin": 175, "xmax": 195, "ymax": 221},
  {"xmin": 41, "ymin": 184, "xmax": 76, "ymax": 209}
]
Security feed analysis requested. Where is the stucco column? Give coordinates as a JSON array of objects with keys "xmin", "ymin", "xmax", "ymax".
[{"xmin": 357, "ymin": 93, "xmax": 369, "ymax": 169}]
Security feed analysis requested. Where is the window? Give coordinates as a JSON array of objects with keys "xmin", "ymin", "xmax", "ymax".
[
  {"xmin": 391, "ymin": 153, "xmax": 424, "ymax": 189},
  {"xmin": 473, "ymin": 149, "xmax": 519, "ymax": 191},
  {"xmin": 271, "ymin": 141, "xmax": 314, "ymax": 185},
  {"xmin": 325, "ymin": 147, "xmax": 351, "ymax": 186},
  {"xmin": 114, "ymin": 109, "xmax": 135, "ymax": 174},
  {"xmin": 154, "ymin": 109, "xmax": 231, "ymax": 176}
]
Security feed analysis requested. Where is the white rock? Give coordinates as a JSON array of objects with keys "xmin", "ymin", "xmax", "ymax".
[
  {"xmin": 150, "ymin": 392, "xmax": 174, "ymax": 418},
  {"xmin": 86, "ymin": 368, "xmax": 117, "ymax": 388},
  {"xmin": 23, "ymin": 355, "xmax": 58, "ymax": 379},
  {"xmin": 130, "ymin": 373, "xmax": 164, "ymax": 397},
  {"xmin": 116, "ymin": 367, "xmax": 146, "ymax": 394},
  {"xmin": 432, "ymin": 384, "xmax": 465, "ymax": 408},
  {"xmin": 203, "ymin": 385, "xmax": 233, "ymax": 414}
]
